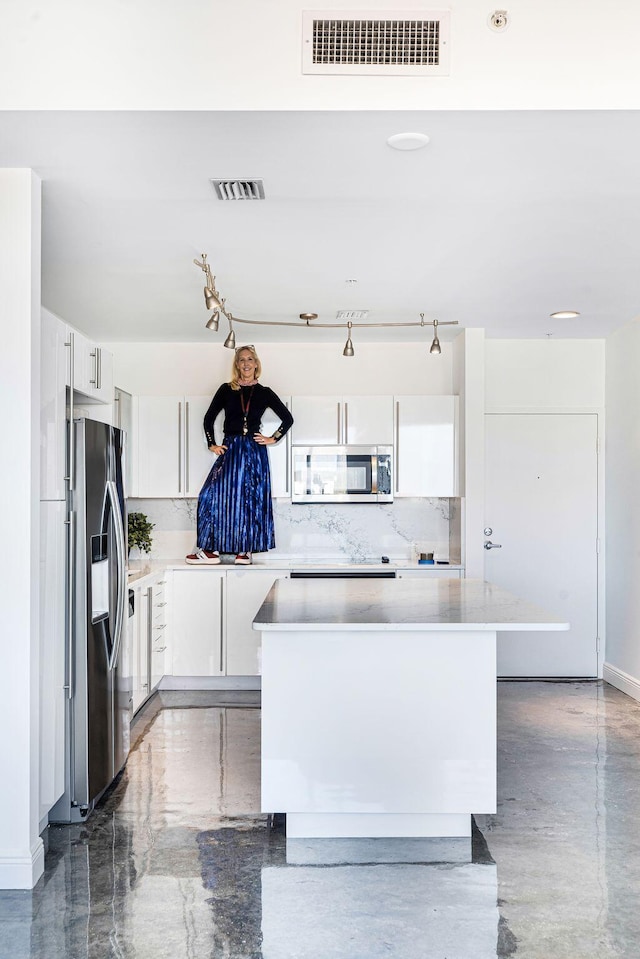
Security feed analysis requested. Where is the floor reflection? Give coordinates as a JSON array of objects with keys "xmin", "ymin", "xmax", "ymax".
[{"xmin": 4, "ymin": 683, "xmax": 640, "ymax": 958}]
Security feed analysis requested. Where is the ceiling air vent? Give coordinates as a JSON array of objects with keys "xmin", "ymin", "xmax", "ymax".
[
  {"xmin": 302, "ymin": 10, "xmax": 450, "ymax": 76},
  {"xmin": 336, "ymin": 310, "xmax": 369, "ymax": 320},
  {"xmin": 211, "ymin": 179, "xmax": 265, "ymax": 201}
]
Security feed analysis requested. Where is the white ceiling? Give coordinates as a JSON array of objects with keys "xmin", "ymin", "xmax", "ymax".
[{"xmin": 2, "ymin": 109, "xmax": 640, "ymax": 344}]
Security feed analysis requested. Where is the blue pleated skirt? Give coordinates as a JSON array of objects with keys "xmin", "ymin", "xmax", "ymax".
[{"xmin": 196, "ymin": 435, "xmax": 275, "ymax": 554}]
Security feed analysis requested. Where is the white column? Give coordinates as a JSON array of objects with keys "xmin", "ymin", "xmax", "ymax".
[
  {"xmin": 453, "ymin": 328, "xmax": 485, "ymax": 578},
  {"xmin": 0, "ymin": 169, "xmax": 43, "ymax": 888}
]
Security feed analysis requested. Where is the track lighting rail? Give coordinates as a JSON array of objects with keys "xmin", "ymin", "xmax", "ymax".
[{"xmin": 195, "ymin": 254, "xmax": 457, "ymax": 354}]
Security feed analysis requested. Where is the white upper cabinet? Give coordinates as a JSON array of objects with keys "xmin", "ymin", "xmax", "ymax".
[
  {"xmin": 133, "ymin": 395, "xmax": 222, "ymax": 498},
  {"xmin": 69, "ymin": 327, "xmax": 113, "ymax": 404},
  {"xmin": 394, "ymin": 396, "xmax": 459, "ymax": 497},
  {"xmin": 184, "ymin": 395, "xmax": 220, "ymax": 498},
  {"xmin": 135, "ymin": 396, "xmax": 183, "ymax": 497},
  {"xmin": 262, "ymin": 397, "xmax": 291, "ymax": 497},
  {"xmin": 291, "ymin": 395, "xmax": 393, "ymax": 446},
  {"xmin": 40, "ymin": 309, "xmax": 69, "ymax": 500},
  {"xmin": 134, "ymin": 394, "xmax": 290, "ymax": 499}
]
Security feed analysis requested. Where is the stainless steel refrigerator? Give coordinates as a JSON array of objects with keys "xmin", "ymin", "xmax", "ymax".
[{"xmin": 50, "ymin": 418, "xmax": 131, "ymax": 823}]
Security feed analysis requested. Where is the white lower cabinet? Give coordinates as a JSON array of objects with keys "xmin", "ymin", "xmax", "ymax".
[
  {"xmin": 132, "ymin": 581, "xmax": 150, "ymax": 713},
  {"xmin": 171, "ymin": 569, "xmax": 225, "ymax": 676},
  {"xmin": 150, "ymin": 576, "xmax": 168, "ymax": 690},
  {"xmin": 225, "ymin": 569, "xmax": 290, "ymax": 675}
]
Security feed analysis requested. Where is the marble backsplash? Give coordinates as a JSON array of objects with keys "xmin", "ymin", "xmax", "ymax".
[{"xmin": 127, "ymin": 498, "xmax": 462, "ymax": 564}]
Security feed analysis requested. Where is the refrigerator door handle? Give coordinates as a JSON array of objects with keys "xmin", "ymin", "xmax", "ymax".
[{"xmin": 107, "ymin": 479, "xmax": 127, "ymax": 672}]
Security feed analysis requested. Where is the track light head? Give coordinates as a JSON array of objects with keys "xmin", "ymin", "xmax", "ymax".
[
  {"xmin": 430, "ymin": 318, "xmax": 441, "ymax": 355},
  {"xmin": 343, "ymin": 321, "xmax": 355, "ymax": 357},
  {"xmin": 223, "ymin": 325, "xmax": 236, "ymax": 349},
  {"xmin": 204, "ymin": 286, "xmax": 221, "ymax": 311},
  {"xmin": 205, "ymin": 310, "xmax": 220, "ymax": 332}
]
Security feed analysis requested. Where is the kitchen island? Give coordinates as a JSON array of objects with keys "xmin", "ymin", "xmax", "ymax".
[{"xmin": 254, "ymin": 577, "xmax": 568, "ymax": 842}]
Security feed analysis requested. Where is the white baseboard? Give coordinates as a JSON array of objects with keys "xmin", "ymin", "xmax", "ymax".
[
  {"xmin": 0, "ymin": 839, "xmax": 44, "ymax": 890},
  {"xmin": 158, "ymin": 675, "xmax": 261, "ymax": 691},
  {"xmin": 603, "ymin": 662, "xmax": 640, "ymax": 703}
]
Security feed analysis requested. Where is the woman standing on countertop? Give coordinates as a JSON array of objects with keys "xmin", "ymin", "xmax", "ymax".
[{"xmin": 186, "ymin": 345, "xmax": 293, "ymax": 566}]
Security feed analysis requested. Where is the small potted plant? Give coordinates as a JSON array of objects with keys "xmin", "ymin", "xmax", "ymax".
[{"xmin": 128, "ymin": 511, "xmax": 154, "ymax": 559}]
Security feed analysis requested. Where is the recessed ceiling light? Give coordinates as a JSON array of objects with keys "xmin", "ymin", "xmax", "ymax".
[
  {"xmin": 550, "ymin": 310, "xmax": 580, "ymax": 319},
  {"xmin": 386, "ymin": 132, "xmax": 430, "ymax": 151}
]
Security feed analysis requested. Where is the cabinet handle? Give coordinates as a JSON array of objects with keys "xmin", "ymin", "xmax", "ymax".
[
  {"xmin": 185, "ymin": 401, "xmax": 190, "ymax": 492},
  {"xmin": 64, "ymin": 510, "xmax": 75, "ymax": 699},
  {"xmin": 154, "ymin": 646, "xmax": 167, "ymax": 652},
  {"xmin": 155, "ymin": 623, "xmax": 167, "ymax": 630},
  {"xmin": 337, "ymin": 402, "xmax": 341, "ymax": 444},
  {"xmin": 395, "ymin": 401, "xmax": 400, "ymax": 493},
  {"xmin": 285, "ymin": 402, "xmax": 290, "ymax": 495},
  {"xmin": 155, "ymin": 601, "xmax": 167, "ymax": 607},
  {"xmin": 219, "ymin": 577, "xmax": 224, "ymax": 674},
  {"xmin": 89, "ymin": 349, "xmax": 97, "ymax": 386},
  {"xmin": 96, "ymin": 347, "xmax": 102, "ymax": 391},
  {"xmin": 344, "ymin": 402, "xmax": 349, "ymax": 444},
  {"xmin": 178, "ymin": 402, "xmax": 182, "ymax": 493},
  {"xmin": 65, "ymin": 333, "xmax": 75, "ymax": 491}
]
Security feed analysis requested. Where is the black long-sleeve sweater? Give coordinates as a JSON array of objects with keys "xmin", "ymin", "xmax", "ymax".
[{"xmin": 203, "ymin": 382, "xmax": 294, "ymax": 446}]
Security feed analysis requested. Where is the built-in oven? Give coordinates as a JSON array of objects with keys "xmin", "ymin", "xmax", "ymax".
[{"xmin": 291, "ymin": 445, "xmax": 393, "ymax": 503}]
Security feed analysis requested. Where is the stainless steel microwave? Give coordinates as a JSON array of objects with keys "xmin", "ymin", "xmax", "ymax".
[{"xmin": 291, "ymin": 445, "xmax": 393, "ymax": 503}]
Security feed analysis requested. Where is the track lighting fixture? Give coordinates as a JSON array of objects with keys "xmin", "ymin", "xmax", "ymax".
[
  {"xmin": 430, "ymin": 318, "xmax": 441, "ymax": 355},
  {"xmin": 195, "ymin": 255, "xmax": 458, "ymax": 354},
  {"xmin": 223, "ymin": 317, "xmax": 236, "ymax": 349},
  {"xmin": 343, "ymin": 321, "xmax": 354, "ymax": 357},
  {"xmin": 205, "ymin": 310, "xmax": 220, "ymax": 332}
]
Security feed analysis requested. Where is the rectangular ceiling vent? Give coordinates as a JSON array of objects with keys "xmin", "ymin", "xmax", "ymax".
[
  {"xmin": 211, "ymin": 179, "xmax": 265, "ymax": 201},
  {"xmin": 302, "ymin": 10, "xmax": 450, "ymax": 76},
  {"xmin": 336, "ymin": 310, "xmax": 369, "ymax": 320}
]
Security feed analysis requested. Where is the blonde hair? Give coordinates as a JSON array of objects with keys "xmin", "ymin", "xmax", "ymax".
[{"xmin": 230, "ymin": 345, "xmax": 262, "ymax": 390}]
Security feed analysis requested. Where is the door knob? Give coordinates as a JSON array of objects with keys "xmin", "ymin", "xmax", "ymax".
[{"xmin": 484, "ymin": 541, "xmax": 502, "ymax": 550}]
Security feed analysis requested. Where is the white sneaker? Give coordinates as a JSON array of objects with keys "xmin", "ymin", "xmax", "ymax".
[{"xmin": 186, "ymin": 549, "xmax": 221, "ymax": 565}]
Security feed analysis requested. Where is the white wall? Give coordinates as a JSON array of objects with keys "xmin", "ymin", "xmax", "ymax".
[
  {"xmin": 0, "ymin": 170, "xmax": 44, "ymax": 889},
  {"xmin": 485, "ymin": 339, "xmax": 605, "ymax": 410},
  {"xmin": 2, "ymin": 0, "xmax": 639, "ymax": 109},
  {"xmin": 604, "ymin": 318, "xmax": 640, "ymax": 699},
  {"xmin": 108, "ymin": 340, "xmax": 453, "ymax": 396}
]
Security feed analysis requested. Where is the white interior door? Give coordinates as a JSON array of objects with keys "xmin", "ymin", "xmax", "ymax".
[{"xmin": 485, "ymin": 413, "xmax": 599, "ymax": 677}]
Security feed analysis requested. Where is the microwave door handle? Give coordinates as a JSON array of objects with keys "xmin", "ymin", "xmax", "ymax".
[{"xmin": 371, "ymin": 453, "xmax": 378, "ymax": 494}]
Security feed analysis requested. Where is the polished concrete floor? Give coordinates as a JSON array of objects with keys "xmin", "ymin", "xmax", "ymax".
[{"xmin": 2, "ymin": 681, "xmax": 640, "ymax": 958}]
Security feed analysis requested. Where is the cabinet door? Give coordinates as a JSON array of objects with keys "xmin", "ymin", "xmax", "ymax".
[
  {"xmin": 184, "ymin": 395, "xmax": 218, "ymax": 498},
  {"xmin": 394, "ymin": 396, "xmax": 459, "ymax": 497},
  {"xmin": 291, "ymin": 396, "xmax": 342, "ymax": 445},
  {"xmin": 136, "ymin": 396, "xmax": 182, "ymax": 497},
  {"xmin": 114, "ymin": 388, "xmax": 134, "ymax": 497},
  {"xmin": 172, "ymin": 570, "xmax": 225, "ymax": 676},
  {"xmin": 226, "ymin": 570, "xmax": 290, "ymax": 675},
  {"xmin": 40, "ymin": 310, "xmax": 69, "ymax": 500},
  {"xmin": 39, "ymin": 501, "xmax": 67, "ymax": 817},
  {"xmin": 132, "ymin": 583, "xmax": 150, "ymax": 712},
  {"xmin": 262, "ymin": 397, "xmax": 291, "ymax": 498},
  {"xmin": 343, "ymin": 395, "xmax": 393, "ymax": 445},
  {"xmin": 149, "ymin": 577, "xmax": 168, "ymax": 691}
]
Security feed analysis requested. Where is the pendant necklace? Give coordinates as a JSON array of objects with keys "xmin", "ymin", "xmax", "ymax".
[{"xmin": 240, "ymin": 385, "xmax": 256, "ymax": 435}]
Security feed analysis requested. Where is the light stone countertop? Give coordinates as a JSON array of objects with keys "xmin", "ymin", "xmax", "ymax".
[
  {"xmin": 127, "ymin": 556, "xmax": 464, "ymax": 585},
  {"xmin": 253, "ymin": 577, "xmax": 570, "ymax": 632}
]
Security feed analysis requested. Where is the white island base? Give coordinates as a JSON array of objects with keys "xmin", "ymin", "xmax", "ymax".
[{"xmin": 256, "ymin": 579, "xmax": 568, "ymax": 845}]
